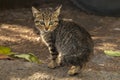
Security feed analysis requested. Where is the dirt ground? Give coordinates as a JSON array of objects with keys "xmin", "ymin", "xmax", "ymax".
[{"xmin": 0, "ymin": 1, "xmax": 120, "ymax": 80}]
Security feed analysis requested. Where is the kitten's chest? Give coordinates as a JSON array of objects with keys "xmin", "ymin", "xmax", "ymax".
[
  {"xmin": 40, "ymin": 32, "xmax": 53, "ymax": 46},
  {"xmin": 41, "ymin": 35, "xmax": 47, "ymax": 45}
]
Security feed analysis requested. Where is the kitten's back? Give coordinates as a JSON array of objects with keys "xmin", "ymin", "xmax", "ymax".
[{"xmin": 54, "ymin": 20, "xmax": 94, "ymax": 65}]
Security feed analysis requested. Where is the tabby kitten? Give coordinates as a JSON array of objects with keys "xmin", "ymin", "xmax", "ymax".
[{"xmin": 32, "ymin": 5, "xmax": 94, "ymax": 76}]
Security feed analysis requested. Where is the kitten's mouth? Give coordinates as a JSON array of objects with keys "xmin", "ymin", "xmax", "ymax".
[
  {"xmin": 44, "ymin": 28, "xmax": 54, "ymax": 32},
  {"xmin": 44, "ymin": 30, "xmax": 49, "ymax": 32},
  {"xmin": 43, "ymin": 29, "xmax": 51, "ymax": 32}
]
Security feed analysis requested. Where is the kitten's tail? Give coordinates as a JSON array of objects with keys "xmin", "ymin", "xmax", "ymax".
[{"xmin": 63, "ymin": 49, "xmax": 93, "ymax": 68}]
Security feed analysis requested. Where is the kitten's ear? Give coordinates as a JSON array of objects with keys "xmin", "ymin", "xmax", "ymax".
[
  {"xmin": 32, "ymin": 6, "xmax": 40, "ymax": 17},
  {"xmin": 54, "ymin": 5, "xmax": 62, "ymax": 17}
]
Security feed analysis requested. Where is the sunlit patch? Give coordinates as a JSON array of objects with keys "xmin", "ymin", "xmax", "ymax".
[
  {"xmin": 0, "ymin": 24, "xmax": 41, "ymax": 43},
  {"xmin": 10, "ymin": 72, "xmax": 59, "ymax": 80},
  {"xmin": 93, "ymin": 36, "xmax": 119, "ymax": 50}
]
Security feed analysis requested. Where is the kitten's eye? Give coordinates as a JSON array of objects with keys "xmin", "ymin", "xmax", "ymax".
[
  {"xmin": 54, "ymin": 20, "xmax": 58, "ymax": 23},
  {"xmin": 49, "ymin": 21, "xmax": 54, "ymax": 25},
  {"xmin": 35, "ymin": 20, "xmax": 39, "ymax": 23},
  {"xmin": 40, "ymin": 21, "xmax": 45, "ymax": 25}
]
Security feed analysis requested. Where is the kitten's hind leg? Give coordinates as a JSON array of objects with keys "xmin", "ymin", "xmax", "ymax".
[{"xmin": 67, "ymin": 66, "xmax": 80, "ymax": 76}]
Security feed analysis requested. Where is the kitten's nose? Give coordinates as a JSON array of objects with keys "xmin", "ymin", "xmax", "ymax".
[{"xmin": 45, "ymin": 27, "xmax": 49, "ymax": 30}]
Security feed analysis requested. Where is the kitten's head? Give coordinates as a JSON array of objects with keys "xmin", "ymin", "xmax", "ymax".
[{"xmin": 32, "ymin": 5, "xmax": 62, "ymax": 32}]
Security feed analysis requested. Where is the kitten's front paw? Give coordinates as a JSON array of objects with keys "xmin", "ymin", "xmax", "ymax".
[
  {"xmin": 67, "ymin": 66, "xmax": 80, "ymax": 76},
  {"xmin": 48, "ymin": 60, "xmax": 58, "ymax": 69}
]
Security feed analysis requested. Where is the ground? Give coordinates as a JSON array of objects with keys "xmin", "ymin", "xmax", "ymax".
[{"xmin": 0, "ymin": 1, "xmax": 120, "ymax": 80}]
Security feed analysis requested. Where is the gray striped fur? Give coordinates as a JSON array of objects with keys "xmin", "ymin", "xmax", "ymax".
[{"xmin": 32, "ymin": 6, "xmax": 94, "ymax": 68}]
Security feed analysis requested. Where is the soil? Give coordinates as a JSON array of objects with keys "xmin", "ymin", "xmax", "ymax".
[{"xmin": 0, "ymin": 0, "xmax": 120, "ymax": 80}]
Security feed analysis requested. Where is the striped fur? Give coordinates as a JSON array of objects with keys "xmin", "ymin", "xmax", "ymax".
[{"xmin": 32, "ymin": 6, "xmax": 94, "ymax": 70}]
